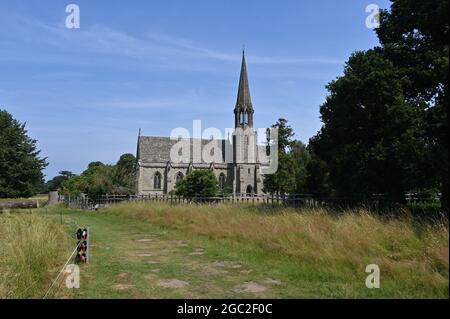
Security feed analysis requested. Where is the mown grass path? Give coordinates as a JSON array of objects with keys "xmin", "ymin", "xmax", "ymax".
[{"xmin": 46, "ymin": 208, "xmax": 312, "ymax": 298}]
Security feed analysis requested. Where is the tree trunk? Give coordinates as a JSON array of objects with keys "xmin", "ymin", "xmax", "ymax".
[{"xmin": 0, "ymin": 200, "xmax": 38, "ymax": 209}]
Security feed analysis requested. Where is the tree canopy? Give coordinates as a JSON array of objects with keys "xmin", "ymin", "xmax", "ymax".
[
  {"xmin": 0, "ymin": 109, "xmax": 48, "ymax": 198},
  {"xmin": 114, "ymin": 153, "xmax": 136, "ymax": 191},
  {"xmin": 309, "ymin": 0, "xmax": 448, "ymax": 208},
  {"xmin": 310, "ymin": 49, "xmax": 429, "ymax": 202},
  {"xmin": 60, "ymin": 153, "xmax": 136, "ymax": 197},
  {"xmin": 43, "ymin": 171, "xmax": 75, "ymax": 192},
  {"xmin": 263, "ymin": 118, "xmax": 313, "ymax": 196}
]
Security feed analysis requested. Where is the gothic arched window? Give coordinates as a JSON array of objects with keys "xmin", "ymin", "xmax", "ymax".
[
  {"xmin": 219, "ymin": 173, "xmax": 226, "ymax": 189},
  {"xmin": 176, "ymin": 172, "xmax": 184, "ymax": 184},
  {"xmin": 154, "ymin": 172, "xmax": 162, "ymax": 189}
]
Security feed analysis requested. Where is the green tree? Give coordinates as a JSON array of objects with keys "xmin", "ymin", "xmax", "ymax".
[
  {"xmin": 61, "ymin": 162, "xmax": 116, "ymax": 197},
  {"xmin": 60, "ymin": 175, "xmax": 83, "ymax": 196},
  {"xmin": 376, "ymin": 0, "xmax": 449, "ymax": 209},
  {"xmin": 82, "ymin": 164, "xmax": 116, "ymax": 197},
  {"xmin": 291, "ymin": 140, "xmax": 311, "ymax": 193},
  {"xmin": 43, "ymin": 170, "xmax": 75, "ymax": 192},
  {"xmin": 304, "ymin": 146, "xmax": 331, "ymax": 197},
  {"xmin": 0, "ymin": 109, "xmax": 48, "ymax": 198},
  {"xmin": 263, "ymin": 118, "xmax": 297, "ymax": 195},
  {"xmin": 310, "ymin": 50, "xmax": 428, "ymax": 202},
  {"xmin": 309, "ymin": 0, "xmax": 448, "ymax": 208},
  {"xmin": 114, "ymin": 153, "xmax": 136, "ymax": 192},
  {"xmin": 61, "ymin": 154, "xmax": 137, "ymax": 197},
  {"xmin": 175, "ymin": 170, "xmax": 219, "ymax": 197}
]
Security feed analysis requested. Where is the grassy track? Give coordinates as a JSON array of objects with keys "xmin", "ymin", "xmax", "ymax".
[
  {"xmin": 32, "ymin": 203, "xmax": 448, "ymax": 299},
  {"xmin": 43, "ymin": 207, "xmax": 316, "ymax": 298}
]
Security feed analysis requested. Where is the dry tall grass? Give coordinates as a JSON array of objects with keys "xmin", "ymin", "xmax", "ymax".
[
  {"xmin": 106, "ymin": 202, "xmax": 449, "ymax": 297},
  {"xmin": 0, "ymin": 213, "xmax": 71, "ymax": 298}
]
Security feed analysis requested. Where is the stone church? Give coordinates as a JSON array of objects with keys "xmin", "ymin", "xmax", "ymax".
[{"xmin": 135, "ymin": 51, "xmax": 269, "ymax": 196}]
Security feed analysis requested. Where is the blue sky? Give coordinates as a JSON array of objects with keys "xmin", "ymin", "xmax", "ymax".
[{"xmin": 0, "ymin": 0, "xmax": 391, "ymax": 179}]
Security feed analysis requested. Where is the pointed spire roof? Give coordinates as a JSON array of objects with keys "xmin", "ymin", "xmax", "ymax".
[{"xmin": 235, "ymin": 50, "xmax": 253, "ymax": 111}]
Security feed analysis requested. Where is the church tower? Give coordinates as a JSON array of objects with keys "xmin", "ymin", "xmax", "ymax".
[{"xmin": 232, "ymin": 50, "xmax": 261, "ymax": 195}]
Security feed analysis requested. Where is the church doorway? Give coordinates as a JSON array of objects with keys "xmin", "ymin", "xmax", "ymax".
[{"xmin": 246, "ymin": 185, "xmax": 253, "ymax": 196}]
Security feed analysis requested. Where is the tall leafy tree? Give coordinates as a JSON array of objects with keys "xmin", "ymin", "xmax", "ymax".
[
  {"xmin": 376, "ymin": 0, "xmax": 449, "ymax": 208},
  {"xmin": 304, "ymin": 149, "xmax": 331, "ymax": 197},
  {"xmin": 309, "ymin": 0, "xmax": 448, "ymax": 208},
  {"xmin": 115, "ymin": 153, "xmax": 136, "ymax": 192},
  {"xmin": 61, "ymin": 162, "xmax": 116, "ymax": 197},
  {"xmin": 310, "ymin": 50, "xmax": 428, "ymax": 202},
  {"xmin": 61, "ymin": 153, "xmax": 137, "ymax": 196},
  {"xmin": 44, "ymin": 170, "xmax": 75, "ymax": 192},
  {"xmin": 291, "ymin": 140, "xmax": 311, "ymax": 193},
  {"xmin": 0, "ymin": 109, "xmax": 48, "ymax": 198},
  {"xmin": 81, "ymin": 163, "xmax": 116, "ymax": 197},
  {"xmin": 263, "ymin": 118, "xmax": 297, "ymax": 195}
]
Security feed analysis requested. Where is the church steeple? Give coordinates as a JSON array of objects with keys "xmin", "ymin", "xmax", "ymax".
[{"xmin": 234, "ymin": 50, "xmax": 254, "ymax": 128}]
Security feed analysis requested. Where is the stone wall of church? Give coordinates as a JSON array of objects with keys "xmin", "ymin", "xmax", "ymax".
[
  {"xmin": 212, "ymin": 166, "xmax": 233, "ymax": 193},
  {"xmin": 235, "ymin": 164, "xmax": 264, "ymax": 195},
  {"xmin": 165, "ymin": 166, "xmax": 190, "ymax": 194},
  {"xmin": 137, "ymin": 164, "xmax": 167, "ymax": 195},
  {"xmin": 232, "ymin": 130, "xmax": 258, "ymax": 164},
  {"xmin": 137, "ymin": 164, "xmax": 237, "ymax": 195}
]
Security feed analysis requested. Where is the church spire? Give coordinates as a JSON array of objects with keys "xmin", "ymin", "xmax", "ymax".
[
  {"xmin": 234, "ymin": 50, "xmax": 254, "ymax": 128},
  {"xmin": 236, "ymin": 50, "xmax": 253, "ymax": 110}
]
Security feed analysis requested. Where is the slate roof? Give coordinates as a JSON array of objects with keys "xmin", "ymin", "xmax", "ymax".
[{"xmin": 137, "ymin": 136, "xmax": 230, "ymax": 163}]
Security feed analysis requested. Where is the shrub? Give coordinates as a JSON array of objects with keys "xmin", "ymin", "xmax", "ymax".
[{"xmin": 175, "ymin": 170, "xmax": 219, "ymax": 197}]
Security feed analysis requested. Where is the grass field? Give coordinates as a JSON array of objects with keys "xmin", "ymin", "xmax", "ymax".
[
  {"xmin": 0, "ymin": 211, "xmax": 71, "ymax": 298},
  {"xmin": 1, "ymin": 202, "xmax": 448, "ymax": 298}
]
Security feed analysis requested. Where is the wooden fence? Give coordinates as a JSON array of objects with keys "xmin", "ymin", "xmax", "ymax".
[
  {"xmin": 61, "ymin": 192, "xmax": 440, "ymax": 211},
  {"xmin": 62, "ymin": 194, "xmax": 320, "ymax": 210}
]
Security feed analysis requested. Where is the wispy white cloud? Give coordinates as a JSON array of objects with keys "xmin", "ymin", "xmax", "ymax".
[
  {"xmin": 144, "ymin": 31, "xmax": 344, "ymax": 65},
  {"xmin": 0, "ymin": 12, "xmax": 344, "ymax": 70}
]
